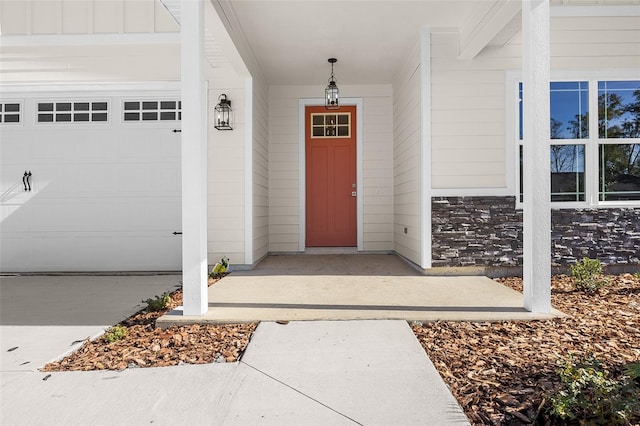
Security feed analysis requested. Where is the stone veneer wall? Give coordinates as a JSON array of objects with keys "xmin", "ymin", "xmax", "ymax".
[{"xmin": 432, "ymin": 196, "xmax": 640, "ymax": 268}]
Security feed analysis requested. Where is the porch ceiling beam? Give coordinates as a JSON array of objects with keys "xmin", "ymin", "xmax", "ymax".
[
  {"xmin": 458, "ymin": 0, "xmax": 522, "ymax": 60},
  {"xmin": 522, "ymin": 0, "xmax": 551, "ymax": 314},
  {"xmin": 181, "ymin": 0, "xmax": 208, "ymax": 316}
]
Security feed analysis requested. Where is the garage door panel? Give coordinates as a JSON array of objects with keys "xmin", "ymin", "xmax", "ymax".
[
  {"xmin": 116, "ymin": 164, "xmax": 181, "ymax": 194},
  {"xmin": 112, "ymin": 198, "xmax": 180, "ymax": 231},
  {"xmin": 5, "ymin": 232, "xmax": 181, "ymax": 272},
  {"xmin": 70, "ymin": 234, "xmax": 181, "ymax": 271},
  {"xmin": 0, "ymin": 236, "xmax": 32, "ymax": 269},
  {"xmin": 0, "ymin": 138, "xmax": 31, "ymax": 164}
]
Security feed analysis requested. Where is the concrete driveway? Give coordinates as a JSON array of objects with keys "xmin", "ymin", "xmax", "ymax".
[{"xmin": 0, "ymin": 274, "xmax": 181, "ymax": 370}]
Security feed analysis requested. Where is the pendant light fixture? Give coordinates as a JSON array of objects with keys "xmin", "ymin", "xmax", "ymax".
[{"xmin": 325, "ymin": 58, "xmax": 340, "ymax": 110}]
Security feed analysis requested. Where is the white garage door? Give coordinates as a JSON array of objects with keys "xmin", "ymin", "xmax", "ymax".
[{"xmin": 0, "ymin": 86, "xmax": 182, "ymax": 272}]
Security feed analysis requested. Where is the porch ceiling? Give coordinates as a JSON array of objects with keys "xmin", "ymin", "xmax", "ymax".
[{"xmin": 215, "ymin": 0, "xmax": 479, "ymax": 85}]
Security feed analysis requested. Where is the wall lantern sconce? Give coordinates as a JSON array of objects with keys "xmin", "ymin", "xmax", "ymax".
[
  {"xmin": 325, "ymin": 58, "xmax": 340, "ymax": 110},
  {"xmin": 214, "ymin": 94, "xmax": 233, "ymax": 130}
]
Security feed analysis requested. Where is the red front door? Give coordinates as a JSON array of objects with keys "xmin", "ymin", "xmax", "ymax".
[{"xmin": 305, "ymin": 105, "xmax": 357, "ymax": 247}]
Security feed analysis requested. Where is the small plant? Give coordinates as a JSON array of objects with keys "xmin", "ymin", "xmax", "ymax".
[
  {"xmin": 144, "ymin": 292, "xmax": 171, "ymax": 312},
  {"xmin": 634, "ymin": 271, "xmax": 640, "ymax": 280},
  {"xmin": 570, "ymin": 257, "xmax": 608, "ymax": 293},
  {"xmin": 625, "ymin": 362, "xmax": 640, "ymax": 384},
  {"xmin": 210, "ymin": 256, "xmax": 230, "ymax": 278},
  {"xmin": 104, "ymin": 325, "xmax": 127, "ymax": 343},
  {"xmin": 549, "ymin": 353, "xmax": 640, "ymax": 424}
]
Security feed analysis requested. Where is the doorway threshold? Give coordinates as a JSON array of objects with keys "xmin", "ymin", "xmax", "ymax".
[{"xmin": 304, "ymin": 247, "xmax": 358, "ymax": 255}]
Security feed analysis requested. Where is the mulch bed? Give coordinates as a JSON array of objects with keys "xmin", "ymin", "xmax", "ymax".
[
  {"xmin": 412, "ymin": 273, "xmax": 640, "ymax": 425},
  {"xmin": 43, "ymin": 276, "xmax": 257, "ymax": 372}
]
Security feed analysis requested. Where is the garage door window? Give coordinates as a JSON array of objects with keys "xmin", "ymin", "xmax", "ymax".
[
  {"xmin": 37, "ymin": 101, "xmax": 109, "ymax": 123},
  {"xmin": 123, "ymin": 100, "xmax": 182, "ymax": 121},
  {"xmin": 0, "ymin": 102, "xmax": 21, "ymax": 124}
]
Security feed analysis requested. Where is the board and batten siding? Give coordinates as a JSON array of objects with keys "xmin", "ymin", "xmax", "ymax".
[
  {"xmin": 430, "ymin": 14, "xmax": 640, "ymax": 191},
  {"xmin": 268, "ymin": 85, "xmax": 393, "ymax": 252},
  {"xmin": 392, "ymin": 40, "xmax": 423, "ymax": 265},
  {"xmin": 0, "ymin": 0, "xmax": 177, "ymax": 35},
  {"xmin": 0, "ymin": 0, "xmax": 180, "ymax": 84}
]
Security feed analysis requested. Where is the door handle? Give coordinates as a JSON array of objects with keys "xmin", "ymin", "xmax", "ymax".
[
  {"xmin": 351, "ymin": 191, "xmax": 357, "ymax": 197},
  {"xmin": 23, "ymin": 171, "xmax": 32, "ymax": 191}
]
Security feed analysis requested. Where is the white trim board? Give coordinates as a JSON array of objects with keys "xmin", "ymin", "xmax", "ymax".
[
  {"xmin": 298, "ymin": 98, "xmax": 364, "ymax": 252},
  {"xmin": 550, "ymin": 5, "xmax": 640, "ymax": 17},
  {"xmin": 0, "ymin": 33, "xmax": 180, "ymax": 46},
  {"xmin": 0, "ymin": 82, "xmax": 181, "ymax": 95}
]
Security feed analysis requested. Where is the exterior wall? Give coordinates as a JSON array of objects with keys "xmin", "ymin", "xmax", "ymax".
[
  {"xmin": 207, "ymin": 72, "xmax": 247, "ymax": 265},
  {"xmin": 268, "ymin": 84, "xmax": 393, "ymax": 252},
  {"xmin": 252, "ymin": 75, "xmax": 270, "ymax": 263},
  {"xmin": 431, "ymin": 31, "xmax": 512, "ymax": 190},
  {"xmin": 430, "ymin": 15, "xmax": 640, "ymax": 191},
  {"xmin": 428, "ymin": 14, "xmax": 640, "ymax": 271},
  {"xmin": 392, "ymin": 40, "xmax": 423, "ymax": 265},
  {"xmin": 432, "ymin": 196, "xmax": 640, "ymax": 268}
]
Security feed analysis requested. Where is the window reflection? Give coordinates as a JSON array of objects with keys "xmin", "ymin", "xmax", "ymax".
[
  {"xmin": 550, "ymin": 82, "xmax": 589, "ymax": 139},
  {"xmin": 551, "ymin": 145, "xmax": 585, "ymax": 201},
  {"xmin": 599, "ymin": 144, "xmax": 640, "ymax": 201},
  {"xmin": 598, "ymin": 81, "xmax": 640, "ymax": 139}
]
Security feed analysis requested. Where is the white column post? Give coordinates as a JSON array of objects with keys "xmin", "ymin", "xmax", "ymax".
[
  {"xmin": 181, "ymin": 0, "xmax": 208, "ymax": 316},
  {"xmin": 522, "ymin": 0, "xmax": 551, "ymax": 313}
]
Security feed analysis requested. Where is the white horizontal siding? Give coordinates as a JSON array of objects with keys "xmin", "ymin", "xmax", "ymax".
[
  {"xmin": 430, "ymin": 14, "xmax": 640, "ymax": 191},
  {"xmin": 268, "ymin": 84, "xmax": 393, "ymax": 253},
  {"xmin": 207, "ymin": 79, "xmax": 246, "ymax": 265},
  {"xmin": 252, "ymin": 75, "xmax": 270, "ymax": 264},
  {"xmin": 392, "ymin": 40, "xmax": 422, "ymax": 265},
  {"xmin": 0, "ymin": 44, "xmax": 180, "ymax": 83}
]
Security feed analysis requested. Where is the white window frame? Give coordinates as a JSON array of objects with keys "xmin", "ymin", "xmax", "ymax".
[{"xmin": 508, "ymin": 69, "xmax": 640, "ymax": 209}]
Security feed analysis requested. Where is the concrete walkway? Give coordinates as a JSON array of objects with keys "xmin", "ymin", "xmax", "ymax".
[
  {"xmin": 0, "ymin": 272, "xmax": 470, "ymax": 425},
  {"xmin": 2, "ymin": 320, "xmax": 470, "ymax": 425},
  {"xmin": 158, "ymin": 254, "xmax": 563, "ymax": 326}
]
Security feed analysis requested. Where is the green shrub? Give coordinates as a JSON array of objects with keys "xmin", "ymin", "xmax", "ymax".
[
  {"xmin": 104, "ymin": 325, "xmax": 127, "ymax": 343},
  {"xmin": 549, "ymin": 353, "xmax": 640, "ymax": 424},
  {"xmin": 570, "ymin": 258, "xmax": 608, "ymax": 293},
  {"xmin": 144, "ymin": 292, "xmax": 171, "ymax": 312},
  {"xmin": 625, "ymin": 363, "xmax": 640, "ymax": 383}
]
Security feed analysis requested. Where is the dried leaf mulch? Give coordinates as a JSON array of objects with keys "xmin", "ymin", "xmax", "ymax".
[
  {"xmin": 43, "ymin": 277, "xmax": 257, "ymax": 372},
  {"xmin": 412, "ymin": 273, "xmax": 640, "ymax": 425}
]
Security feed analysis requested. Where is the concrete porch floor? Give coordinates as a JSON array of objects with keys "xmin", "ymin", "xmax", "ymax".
[{"xmin": 157, "ymin": 254, "xmax": 564, "ymax": 326}]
